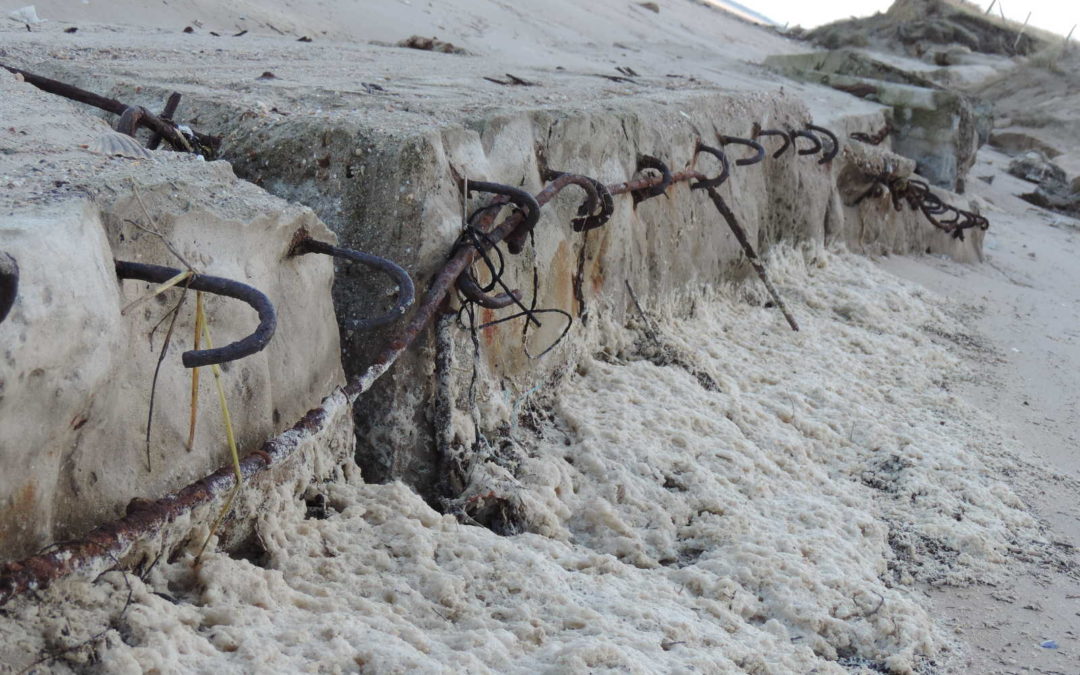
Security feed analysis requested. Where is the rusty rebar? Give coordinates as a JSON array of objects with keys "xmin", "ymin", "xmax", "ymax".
[
  {"xmin": 690, "ymin": 143, "xmax": 730, "ymax": 190},
  {"xmin": 0, "ymin": 252, "xmax": 17, "ymax": 325},
  {"xmin": 791, "ymin": 129, "xmax": 822, "ymax": 157},
  {"xmin": 807, "ymin": 124, "xmax": 839, "ymax": 164},
  {"xmin": 755, "ymin": 128, "xmax": 791, "ymax": 158},
  {"xmin": 471, "ymin": 180, "xmax": 540, "ymax": 256},
  {"xmin": 292, "ymin": 238, "xmax": 416, "ymax": 331},
  {"xmin": 702, "ymin": 187, "xmax": 799, "ymax": 332},
  {"xmin": 115, "ymin": 261, "xmax": 277, "ymax": 368},
  {"xmin": 850, "ymin": 123, "xmax": 891, "ymax": 146},
  {"xmin": 720, "ymin": 135, "xmax": 766, "ymax": 166},
  {"xmin": 1, "ymin": 63, "xmax": 217, "ymax": 156},
  {"xmin": 146, "ymin": 92, "xmax": 182, "ymax": 151},
  {"xmin": 630, "ymin": 155, "xmax": 673, "ymax": 204},
  {"xmin": 457, "ymin": 270, "xmax": 522, "ymax": 309}
]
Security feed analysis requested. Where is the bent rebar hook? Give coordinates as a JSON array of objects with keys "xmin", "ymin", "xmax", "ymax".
[
  {"xmin": 690, "ymin": 143, "xmax": 730, "ymax": 191},
  {"xmin": 755, "ymin": 129, "xmax": 791, "ymax": 158},
  {"xmin": 293, "ymin": 238, "xmax": 416, "ymax": 331},
  {"xmin": 806, "ymin": 124, "xmax": 839, "ymax": 164},
  {"xmin": 720, "ymin": 136, "xmax": 766, "ymax": 167},
  {"xmin": 0, "ymin": 252, "xmax": 17, "ymax": 325},
  {"xmin": 466, "ymin": 180, "xmax": 541, "ymax": 256},
  {"xmin": 541, "ymin": 170, "xmax": 613, "ymax": 232},
  {"xmin": 115, "ymin": 261, "xmax": 277, "ymax": 368},
  {"xmin": 630, "ymin": 155, "xmax": 673, "ymax": 204},
  {"xmin": 790, "ymin": 129, "xmax": 822, "ymax": 157}
]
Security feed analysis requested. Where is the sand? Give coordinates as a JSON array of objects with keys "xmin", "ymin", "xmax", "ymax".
[{"xmin": 1, "ymin": 240, "xmax": 1068, "ymax": 673}]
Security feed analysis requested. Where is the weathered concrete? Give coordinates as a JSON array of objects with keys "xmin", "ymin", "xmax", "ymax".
[
  {"xmin": 0, "ymin": 73, "xmax": 344, "ymax": 563},
  {"xmin": 0, "ymin": 14, "xmax": 982, "ymax": 550}
]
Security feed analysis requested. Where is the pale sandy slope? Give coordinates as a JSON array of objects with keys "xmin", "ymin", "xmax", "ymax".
[{"xmin": 882, "ymin": 147, "xmax": 1080, "ymax": 673}]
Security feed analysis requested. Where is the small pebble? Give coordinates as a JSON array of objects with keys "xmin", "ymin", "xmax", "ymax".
[{"xmin": 1040, "ymin": 640, "xmax": 1058, "ymax": 649}]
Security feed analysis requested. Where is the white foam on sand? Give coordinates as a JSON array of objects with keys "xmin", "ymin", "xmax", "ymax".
[{"xmin": 2, "ymin": 246, "xmax": 1047, "ymax": 674}]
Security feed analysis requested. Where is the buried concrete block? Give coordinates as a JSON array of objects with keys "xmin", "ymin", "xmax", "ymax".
[{"xmin": 766, "ymin": 49, "xmax": 991, "ymax": 191}]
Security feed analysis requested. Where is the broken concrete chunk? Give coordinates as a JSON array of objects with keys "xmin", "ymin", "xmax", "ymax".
[
  {"xmin": 397, "ymin": 35, "xmax": 468, "ymax": 54},
  {"xmin": 1008, "ymin": 151, "xmax": 1067, "ymax": 186},
  {"xmin": 991, "ymin": 129, "xmax": 1063, "ymax": 159},
  {"xmin": 766, "ymin": 49, "xmax": 990, "ymax": 190}
]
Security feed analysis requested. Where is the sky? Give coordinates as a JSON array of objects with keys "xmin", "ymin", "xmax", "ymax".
[{"xmin": 745, "ymin": 0, "xmax": 1078, "ymax": 38}]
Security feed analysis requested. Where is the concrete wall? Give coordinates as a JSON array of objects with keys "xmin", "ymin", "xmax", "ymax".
[
  {"xmin": 0, "ymin": 74, "xmax": 344, "ymax": 563},
  {"xmin": 0, "ymin": 67, "xmax": 983, "ymax": 562},
  {"xmin": 191, "ymin": 88, "xmax": 982, "ymax": 499}
]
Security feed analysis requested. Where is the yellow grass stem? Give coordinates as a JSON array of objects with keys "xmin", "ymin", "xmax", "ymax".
[
  {"xmin": 121, "ymin": 269, "xmax": 192, "ymax": 316},
  {"xmin": 186, "ymin": 292, "xmax": 204, "ymax": 451},
  {"xmin": 196, "ymin": 300, "xmax": 244, "ymax": 559}
]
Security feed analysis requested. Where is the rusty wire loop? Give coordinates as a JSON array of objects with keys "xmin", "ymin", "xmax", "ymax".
[
  {"xmin": 0, "ymin": 252, "xmax": 17, "ymax": 325},
  {"xmin": 690, "ymin": 143, "xmax": 731, "ymax": 190},
  {"xmin": 720, "ymin": 135, "xmax": 766, "ymax": 167},
  {"xmin": 631, "ymin": 155, "xmax": 673, "ymax": 204},
  {"xmin": 860, "ymin": 174, "xmax": 990, "ymax": 241},
  {"xmin": 790, "ymin": 129, "xmax": 823, "ymax": 157},
  {"xmin": 457, "ymin": 184, "xmax": 544, "ymax": 327},
  {"xmin": 292, "ymin": 238, "xmax": 415, "ymax": 330},
  {"xmin": 115, "ymin": 261, "xmax": 277, "ymax": 368},
  {"xmin": 807, "ymin": 124, "xmax": 839, "ymax": 164},
  {"xmin": 455, "ymin": 217, "xmax": 527, "ymax": 312},
  {"xmin": 755, "ymin": 128, "xmax": 792, "ymax": 158}
]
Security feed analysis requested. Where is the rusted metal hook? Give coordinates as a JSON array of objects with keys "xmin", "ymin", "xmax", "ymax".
[
  {"xmin": 0, "ymin": 252, "xmax": 17, "ymax": 325},
  {"xmin": 292, "ymin": 238, "xmax": 416, "ymax": 331},
  {"xmin": 790, "ymin": 129, "xmax": 822, "ymax": 157},
  {"xmin": 630, "ymin": 155, "xmax": 673, "ymax": 204},
  {"xmin": 466, "ymin": 180, "xmax": 541, "ymax": 256},
  {"xmin": 116, "ymin": 106, "xmax": 146, "ymax": 137},
  {"xmin": 755, "ymin": 128, "xmax": 791, "ymax": 158},
  {"xmin": 457, "ymin": 270, "xmax": 522, "ymax": 309},
  {"xmin": 806, "ymin": 124, "xmax": 839, "ymax": 164},
  {"xmin": 540, "ymin": 170, "xmax": 612, "ymax": 231},
  {"xmin": 573, "ymin": 177, "xmax": 614, "ymax": 232},
  {"xmin": 690, "ymin": 143, "xmax": 730, "ymax": 191},
  {"xmin": 115, "ymin": 261, "xmax": 277, "ymax": 368},
  {"xmin": 720, "ymin": 135, "xmax": 766, "ymax": 166},
  {"xmin": 850, "ymin": 123, "xmax": 892, "ymax": 146}
]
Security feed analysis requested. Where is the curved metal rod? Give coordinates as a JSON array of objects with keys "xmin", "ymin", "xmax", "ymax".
[
  {"xmin": 791, "ymin": 129, "xmax": 822, "ymax": 157},
  {"xmin": 720, "ymin": 135, "xmax": 765, "ymax": 166},
  {"xmin": 574, "ymin": 177, "xmax": 614, "ymax": 232},
  {"xmin": 114, "ymin": 261, "xmax": 277, "ymax": 368},
  {"xmin": 0, "ymin": 252, "xmax": 17, "ymax": 325},
  {"xmin": 756, "ymin": 129, "xmax": 791, "ymax": 158},
  {"xmin": 690, "ymin": 143, "xmax": 730, "ymax": 191},
  {"xmin": 456, "ymin": 269, "xmax": 522, "ymax": 309},
  {"xmin": 540, "ymin": 171, "xmax": 612, "ymax": 232},
  {"xmin": 631, "ymin": 155, "xmax": 673, "ymax": 204},
  {"xmin": 467, "ymin": 180, "xmax": 541, "ymax": 256},
  {"xmin": 295, "ymin": 238, "xmax": 416, "ymax": 331},
  {"xmin": 116, "ymin": 106, "xmax": 146, "ymax": 137},
  {"xmin": 850, "ymin": 123, "xmax": 892, "ymax": 146},
  {"xmin": 806, "ymin": 124, "xmax": 839, "ymax": 164}
]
